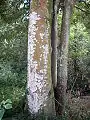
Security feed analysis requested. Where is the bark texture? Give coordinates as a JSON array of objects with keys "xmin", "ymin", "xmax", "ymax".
[
  {"xmin": 27, "ymin": 0, "xmax": 55, "ymax": 116},
  {"xmin": 51, "ymin": 0, "xmax": 58, "ymax": 88},
  {"xmin": 55, "ymin": 0, "xmax": 76, "ymax": 115}
]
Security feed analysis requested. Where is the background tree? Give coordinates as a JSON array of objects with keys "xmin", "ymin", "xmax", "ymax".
[{"xmin": 55, "ymin": 0, "xmax": 76, "ymax": 115}]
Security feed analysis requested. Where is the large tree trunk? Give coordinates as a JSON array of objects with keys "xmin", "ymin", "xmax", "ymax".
[
  {"xmin": 55, "ymin": 0, "xmax": 76, "ymax": 115},
  {"xmin": 27, "ymin": 0, "xmax": 55, "ymax": 116}
]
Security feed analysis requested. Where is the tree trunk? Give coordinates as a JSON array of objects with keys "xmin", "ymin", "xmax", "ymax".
[
  {"xmin": 51, "ymin": 0, "xmax": 58, "ymax": 88},
  {"xmin": 55, "ymin": 0, "xmax": 76, "ymax": 115},
  {"xmin": 27, "ymin": 0, "xmax": 55, "ymax": 116}
]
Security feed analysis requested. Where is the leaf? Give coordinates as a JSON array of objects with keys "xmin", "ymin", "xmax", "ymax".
[
  {"xmin": 0, "ymin": 105, "xmax": 1, "ymax": 109},
  {"xmin": 3, "ymin": 103, "xmax": 12, "ymax": 110},
  {"xmin": 0, "ymin": 108, "xmax": 5, "ymax": 120},
  {"xmin": 1, "ymin": 100, "xmax": 5, "ymax": 105},
  {"xmin": 5, "ymin": 99, "xmax": 12, "ymax": 104}
]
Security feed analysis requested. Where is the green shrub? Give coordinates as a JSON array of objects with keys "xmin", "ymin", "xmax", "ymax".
[{"xmin": 0, "ymin": 99, "xmax": 12, "ymax": 120}]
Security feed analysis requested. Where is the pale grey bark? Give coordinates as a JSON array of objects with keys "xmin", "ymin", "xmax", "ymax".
[
  {"xmin": 27, "ymin": 0, "xmax": 55, "ymax": 116},
  {"xmin": 55, "ymin": 0, "xmax": 76, "ymax": 115}
]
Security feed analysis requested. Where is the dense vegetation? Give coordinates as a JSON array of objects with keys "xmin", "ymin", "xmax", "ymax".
[
  {"xmin": 0, "ymin": 0, "xmax": 90, "ymax": 119},
  {"xmin": 0, "ymin": 0, "xmax": 28, "ymax": 115}
]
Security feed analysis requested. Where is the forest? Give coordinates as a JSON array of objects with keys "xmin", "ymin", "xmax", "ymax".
[{"xmin": 0, "ymin": 0, "xmax": 90, "ymax": 120}]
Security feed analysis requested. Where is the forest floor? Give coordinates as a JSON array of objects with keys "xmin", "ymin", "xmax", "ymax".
[
  {"xmin": 67, "ymin": 95, "xmax": 90, "ymax": 120},
  {"xmin": 1, "ymin": 91, "xmax": 90, "ymax": 120},
  {"xmin": 2, "ymin": 96, "xmax": 90, "ymax": 120},
  {"xmin": 69, "ymin": 96, "xmax": 90, "ymax": 110}
]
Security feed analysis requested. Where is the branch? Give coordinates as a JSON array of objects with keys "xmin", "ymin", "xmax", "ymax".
[{"xmin": 75, "ymin": 5, "xmax": 90, "ymax": 14}]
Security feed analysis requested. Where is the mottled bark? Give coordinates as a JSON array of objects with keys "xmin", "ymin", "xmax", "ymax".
[
  {"xmin": 51, "ymin": 0, "xmax": 58, "ymax": 88},
  {"xmin": 55, "ymin": 0, "xmax": 76, "ymax": 115},
  {"xmin": 57, "ymin": 0, "xmax": 65, "ymax": 12},
  {"xmin": 27, "ymin": 0, "xmax": 55, "ymax": 116}
]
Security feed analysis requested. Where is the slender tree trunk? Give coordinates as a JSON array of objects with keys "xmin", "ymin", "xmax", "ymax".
[
  {"xmin": 55, "ymin": 0, "xmax": 76, "ymax": 115},
  {"xmin": 51, "ymin": 0, "xmax": 58, "ymax": 88},
  {"xmin": 27, "ymin": 0, "xmax": 55, "ymax": 116}
]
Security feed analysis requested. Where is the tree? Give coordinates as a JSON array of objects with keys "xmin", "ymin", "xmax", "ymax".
[
  {"xmin": 55, "ymin": 0, "xmax": 76, "ymax": 115},
  {"xmin": 27, "ymin": 0, "xmax": 55, "ymax": 116},
  {"xmin": 51, "ymin": 0, "xmax": 58, "ymax": 88}
]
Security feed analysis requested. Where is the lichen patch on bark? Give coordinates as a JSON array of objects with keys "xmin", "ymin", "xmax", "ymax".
[{"xmin": 27, "ymin": 0, "xmax": 55, "ymax": 114}]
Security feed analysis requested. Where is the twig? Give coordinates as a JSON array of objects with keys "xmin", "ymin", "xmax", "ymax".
[{"xmin": 75, "ymin": 5, "xmax": 90, "ymax": 14}]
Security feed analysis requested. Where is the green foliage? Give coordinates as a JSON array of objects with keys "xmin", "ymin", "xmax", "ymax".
[
  {"xmin": 0, "ymin": 108, "xmax": 5, "ymax": 120},
  {"xmin": 68, "ymin": 6, "xmax": 90, "ymax": 89},
  {"xmin": 1, "ymin": 99, "xmax": 12, "ymax": 110},
  {"xmin": 0, "ymin": 99, "xmax": 12, "ymax": 120},
  {"xmin": 0, "ymin": 0, "xmax": 90, "ymax": 119},
  {"xmin": 76, "ymin": 0, "xmax": 90, "ymax": 33},
  {"xmin": 0, "ymin": 0, "xmax": 28, "ymax": 116},
  {"xmin": 70, "ymin": 22, "xmax": 89, "ymax": 57}
]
